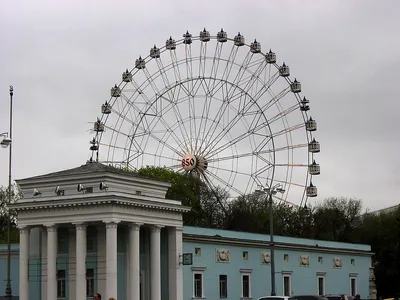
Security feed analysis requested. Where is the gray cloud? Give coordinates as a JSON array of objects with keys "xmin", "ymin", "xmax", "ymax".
[{"xmin": 0, "ymin": 0, "xmax": 399, "ymax": 211}]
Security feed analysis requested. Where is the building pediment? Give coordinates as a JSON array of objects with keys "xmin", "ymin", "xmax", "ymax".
[
  {"xmin": 15, "ymin": 161, "xmax": 173, "ymax": 200},
  {"xmin": 10, "ymin": 161, "xmax": 191, "ymax": 228}
]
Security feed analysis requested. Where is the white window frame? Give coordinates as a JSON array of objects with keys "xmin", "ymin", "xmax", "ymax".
[
  {"xmin": 317, "ymin": 276, "xmax": 325, "ymax": 296},
  {"xmin": 193, "ymin": 271, "xmax": 204, "ymax": 298},
  {"xmin": 219, "ymin": 274, "xmax": 228, "ymax": 298},
  {"xmin": 282, "ymin": 274, "xmax": 292, "ymax": 297},
  {"xmin": 86, "ymin": 268, "xmax": 95, "ymax": 298},
  {"xmin": 350, "ymin": 277, "xmax": 357, "ymax": 296},
  {"xmin": 241, "ymin": 273, "xmax": 252, "ymax": 298},
  {"xmin": 57, "ymin": 269, "xmax": 66, "ymax": 299}
]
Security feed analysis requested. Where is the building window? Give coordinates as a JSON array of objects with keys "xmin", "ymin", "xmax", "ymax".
[
  {"xmin": 195, "ymin": 247, "xmax": 202, "ymax": 256},
  {"xmin": 57, "ymin": 269, "xmax": 66, "ymax": 298},
  {"xmin": 219, "ymin": 275, "xmax": 228, "ymax": 298},
  {"xmin": 351, "ymin": 258, "xmax": 355, "ymax": 266},
  {"xmin": 193, "ymin": 272, "xmax": 203, "ymax": 298},
  {"xmin": 283, "ymin": 275, "xmax": 291, "ymax": 296},
  {"xmin": 317, "ymin": 276, "xmax": 325, "ymax": 295},
  {"xmin": 243, "ymin": 251, "xmax": 249, "ymax": 260},
  {"xmin": 241, "ymin": 273, "xmax": 251, "ymax": 298},
  {"xmin": 350, "ymin": 277, "xmax": 357, "ymax": 296},
  {"xmin": 318, "ymin": 256, "xmax": 323, "ymax": 264},
  {"xmin": 86, "ymin": 269, "xmax": 95, "ymax": 297},
  {"xmin": 284, "ymin": 254, "xmax": 289, "ymax": 262}
]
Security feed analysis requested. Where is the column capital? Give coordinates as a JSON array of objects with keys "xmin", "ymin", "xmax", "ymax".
[
  {"xmin": 129, "ymin": 223, "xmax": 143, "ymax": 231},
  {"xmin": 150, "ymin": 224, "xmax": 164, "ymax": 233},
  {"xmin": 104, "ymin": 221, "xmax": 120, "ymax": 229},
  {"xmin": 17, "ymin": 225, "xmax": 31, "ymax": 234},
  {"xmin": 44, "ymin": 224, "xmax": 58, "ymax": 232},
  {"xmin": 74, "ymin": 223, "xmax": 87, "ymax": 231}
]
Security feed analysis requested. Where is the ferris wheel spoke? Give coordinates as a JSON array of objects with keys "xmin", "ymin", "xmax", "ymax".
[
  {"xmin": 203, "ymin": 169, "xmax": 243, "ymax": 196},
  {"xmin": 203, "ymin": 83, "xmax": 284, "ymax": 158},
  {"xmin": 266, "ymin": 104, "xmax": 300, "ymax": 127},
  {"xmin": 270, "ymin": 124, "xmax": 305, "ymax": 139},
  {"xmin": 111, "ymin": 94, "xmax": 187, "ymax": 158},
  {"xmin": 156, "ymin": 93, "xmax": 192, "ymax": 153},
  {"xmin": 207, "ymin": 163, "xmax": 256, "ymax": 195},
  {"xmin": 200, "ymin": 171, "xmax": 228, "ymax": 214},
  {"xmin": 204, "ymin": 110, "xmax": 268, "ymax": 158},
  {"xmin": 139, "ymin": 72, "xmax": 191, "ymax": 155},
  {"xmin": 170, "ymin": 50, "xmax": 183, "ymax": 88},
  {"xmin": 199, "ymin": 42, "xmax": 208, "ymax": 78},
  {"xmin": 207, "ymin": 42, "xmax": 227, "ymax": 92}
]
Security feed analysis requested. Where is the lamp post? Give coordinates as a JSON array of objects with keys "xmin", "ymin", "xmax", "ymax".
[
  {"xmin": 1, "ymin": 85, "xmax": 14, "ymax": 300},
  {"xmin": 256, "ymin": 184, "xmax": 285, "ymax": 296}
]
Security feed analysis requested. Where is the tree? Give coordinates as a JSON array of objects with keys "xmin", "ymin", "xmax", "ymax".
[
  {"xmin": 0, "ymin": 184, "xmax": 21, "ymax": 243},
  {"xmin": 134, "ymin": 166, "xmax": 229, "ymax": 228},
  {"xmin": 310, "ymin": 197, "xmax": 363, "ymax": 242},
  {"xmin": 356, "ymin": 208, "xmax": 400, "ymax": 298}
]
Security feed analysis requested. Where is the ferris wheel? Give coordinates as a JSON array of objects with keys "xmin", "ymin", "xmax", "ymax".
[{"xmin": 89, "ymin": 28, "xmax": 320, "ymax": 207}]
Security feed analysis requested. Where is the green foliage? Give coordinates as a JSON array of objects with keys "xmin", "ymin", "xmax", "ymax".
[
  {"xmin": 133, "ymin": 166, "xmax": 227, "ymax": 227},
  {"xmin": 0, "ymin": 184, "xmax": 21, "ymax": 243}
]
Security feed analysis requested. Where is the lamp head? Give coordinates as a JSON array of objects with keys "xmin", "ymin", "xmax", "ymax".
[{"xmin": 0, "ymin": 136, "xmax": 11, "ymax": 148}]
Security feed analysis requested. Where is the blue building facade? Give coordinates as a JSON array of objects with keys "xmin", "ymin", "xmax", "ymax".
[{"xmin": 1, "ymin": 226, "xmax": 372, "ymax": 300}]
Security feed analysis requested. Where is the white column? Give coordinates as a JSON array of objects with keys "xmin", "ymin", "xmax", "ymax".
[
  {"xmin": 19, "ymin": 226, "xmax": 30, "ymax": 300},
  {"xmin": 129, "ymin": 223, "xmax": 142, "ymax": 300},
  {"xmin": 47, "ymin": 225, "xmax": 58, "ymax": 300},
  {"xmin": 168, "ymin": 227, "xmax": 183, "ymax": 300},
  {"xmin": 105, "ymin": 221, "xmax": 119, "ymax": 300},
  {"xmin": 150, "ymin": 225, "xmax": 163, "ymax": 300},
  {"xmin": 75, "ymin": 223, "xmax": 87, "ymax": 300}
]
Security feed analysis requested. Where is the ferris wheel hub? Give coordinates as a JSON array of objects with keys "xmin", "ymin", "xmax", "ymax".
[{"xmin": 181, "ymin": 154, "xmax": 208, "ymax": 172}]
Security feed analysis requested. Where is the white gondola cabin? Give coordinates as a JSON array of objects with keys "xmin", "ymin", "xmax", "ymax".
[
  {"xmin": 266, "ymin": 50, "xmax": 276, "ymax": 64},
  {"xmin": 308, "ymin": 160, "xmax": 320, "ymax": 175},
  {"xmin": 183, "ymin": 31, "xmax": 192, "ymax": 44},
  {"xmin": 200, "ymin": 29, "xmax": 210, "ymax": 42},
  {"xmin": 89, "ymin": 138, "xmax": 98, "ymax": 151},
  {"xmin": 308, "ymin": 139, "xmax": 320, "ymax": 153},
  {"xmin": 217, "ymin": 29, "xmax": 228, "ymax": 43},
  {"xmin": 279, "ymin": 63, "xmax": 290, "ymax": 77},
  {"xmin": 234, "ymin": 33, "xmax": 245, "ymax": 46},
  {"xmin": 135, "ymin": 56, "xmax": 145, "ymax": 69},
  {"xmin": 300, "ymin": 97, "xmax": 310, "ymax": 111},
  {"xmin": 305, "ymin": 117, "xmax": 317, "ymax": 131},
  {"xmin": 94, "ymin": 119, "xmax": 105, "ymax": 132},
  {"xmin": 111, "ymin": 85, "xmax": 121, "ymax": 98},
  {"xmin": 101, "ymin": 102, "xmax": 112, "ymax": 114},
  {"xmin": 250, "ymin": 39, "xmax": 261, "ymax": 53},
  {"xmin": 306, "ymin": 182, "xmax": 318, "ymax": 197},
  {"xmin": 291, "ymin": 79, "xmax": 301, "ymax": 93},
  {"xmin": 150, "ymin": 45, "xmax": 160, "ymax": 58},
  {"xmin": 122, "ymin": 69, "xmax": 132, "ymax": 83},
  {"xmin": 166, "ymin": 37, "xmax": 176, "ymax": 50}
]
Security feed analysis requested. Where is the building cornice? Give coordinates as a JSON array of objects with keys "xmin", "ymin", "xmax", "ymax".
[
  {"xmin": 183, "ymin": 234, "xmax": 374, "ymax": 256},
  {"xmin": 9, "ymin": 192, "xmax": 190, "ymax": 213}
]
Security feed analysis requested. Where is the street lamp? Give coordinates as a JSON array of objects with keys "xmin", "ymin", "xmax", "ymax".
[
  {"xmin": 1, "ymin": 85, "xmax": 14, "ymax": 300},
  {"xmin": 256, "ymin": 183, "xmax": 285, "ymax": 296}
]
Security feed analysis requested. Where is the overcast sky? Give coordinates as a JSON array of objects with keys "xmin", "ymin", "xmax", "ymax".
[{"xmin": 0, "ymin": 0, "xmax": 399, "ymax": 212}]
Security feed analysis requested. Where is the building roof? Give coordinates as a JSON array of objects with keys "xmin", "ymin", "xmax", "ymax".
[
  {"xmin": 183, "ymin": 226, "xmax": 372, "ymax": 252},
  {"xmin": 19, "ymin": 161, "xmax": 139, "ymax": 181}
]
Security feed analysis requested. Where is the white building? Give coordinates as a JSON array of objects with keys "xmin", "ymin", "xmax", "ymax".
[{"xmin": 10, "ymin": 161, "xmax": 190, "ymax": 300}]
